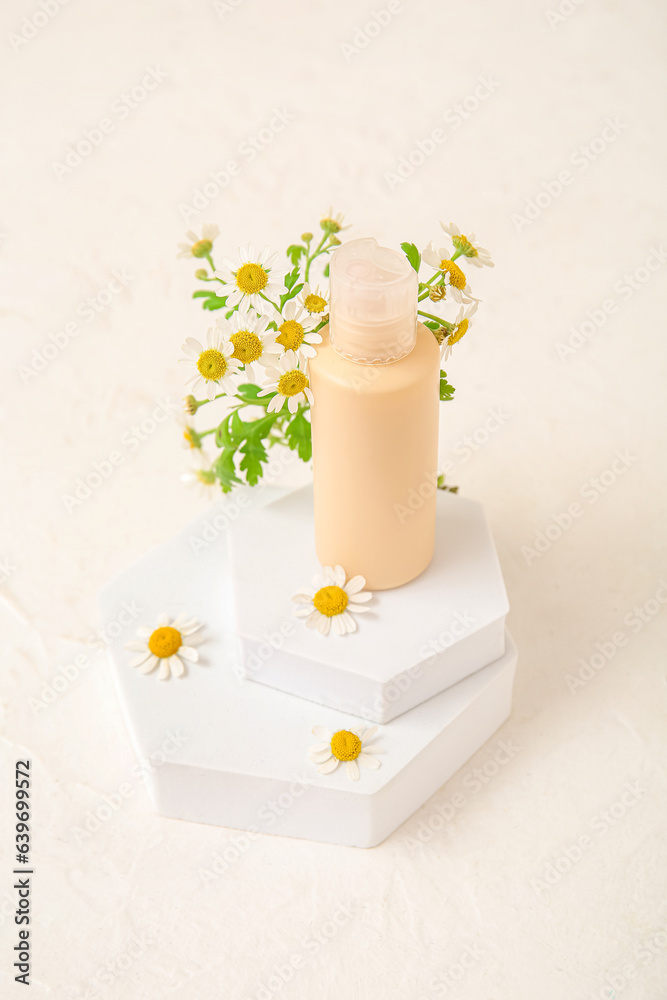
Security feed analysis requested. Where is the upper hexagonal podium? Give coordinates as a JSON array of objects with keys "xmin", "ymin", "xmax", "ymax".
[{"xmin": 229, "ymin": 486, "xmax": 509, "ymax": 723}]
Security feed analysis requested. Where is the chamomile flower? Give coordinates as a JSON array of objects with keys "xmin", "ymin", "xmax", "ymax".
[
  {"xmin": 213, "ymin": 244, "xmax": 286, "ymax": 309},
  {"xmin": 181, "ymin": 452, "xmax": 217, "ymax": 498},
  {"xmin": 124, "ymin": 613, "xmax": 204, "ymax": 681},
  {"xmin": 217, "ymin": 310, "xmax": 282, "ymax": 379},
  {"xmin": 298, "ymin": 282, "xmax": 329, "ymax": 316},
  {"xmin": 442, "ymin": 303, "xmax": 478, "ymax": 361},
  {"xmin": 258, "ymin": 350, "xmax": 314, "ymax": 414},
  {"xmin": 421, "ymin": 242, "xmax": 479, "ymax": 304},
  {"xmin": 308, "ymin": 725, "xmax": 384, "ymax": 782},
  {"xmin": 320, "ymin": 208, "xmax": 350, "ymax": 234},
  {"xmin": 179, "ymin": 327, "xmax": 242, "ymax": 401},
  {"xmin": 176, "ymin": 223, "xmax": 220, "ymax": 259},
  {"xmin": 292, "ymin": 565, "xmax": 372, "ymax": 637},
  {"xmin": 273, "ymin": 300, "xmax": 322, "ymax": 365},
  {"xmin": 177, "ymin": 410, "xmax": 202, "ymax": 450},
  {"xmin": 440, "ymin": 222, "xmax": 494, "ymax": 268}
]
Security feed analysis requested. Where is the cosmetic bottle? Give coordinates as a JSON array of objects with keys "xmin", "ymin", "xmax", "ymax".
[{"xmin": 308, "ymin": 238, "xmax": 440, "ymax": 590}]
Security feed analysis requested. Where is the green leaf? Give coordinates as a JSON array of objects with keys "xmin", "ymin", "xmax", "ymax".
[
  {"xmin": 215, "ymin": 413, "xmax": 233, "ymax": 449},
  {"xmin": 423, "ymin": 319, "xmax": 440, "ymax": 332},
  {"xmin": 323, "ymin": 263, "xmax": 330, "ymax": 278},
  {"xmin": 280, "ymin": 282, "xmax": 304, "ymax": 309},
  {"xmin": 401, "ymin": 242, "xmax": 421, "ymax": 273},
  {"xmin": 285, "ymin": 410, "xmax": 312, "ymax": 462},
  {"xmin": 239, "ymin": 434, "xmax": 269, "ymax": 486},
  {"xmin": 235, "ymin": 383, "xmax": 265, "ymax": 402},
  {"xmin": 192, "ymin": 289, "xmax": 227, "ymax": 310},
  {"xmin": 230, "ymin": 409, "xmax": 246, "ymax": 443},
  {"xmin": 286, "ymin": 244, "xmax": 305, "ymax": 266},
  {"xmin": 249, "ymin": 413, "xmax": 278, "ymax": 439},
  {"xmin": 203, "ymin": 296, "xmax": 227, "ymax": 310},
  {"xmin": 214, "ymin": 448, "xmax": 241, "ymax": 491},
  {"xmin": 439, "ymin": 370, "xmax": 456, "ymax": 402},
  {"xmin": 284, "ymin": 266, "xmax": 300, "ymax": 291}
]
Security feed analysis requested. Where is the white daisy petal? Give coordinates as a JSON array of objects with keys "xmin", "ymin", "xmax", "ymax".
[
  {"xmin": 138, "ymin": 654, "xmax": 159, "ymax": 674},
  {"xmin": 312, "ymin": 726, "xmax": 332, "ymax": 741},
  {"xmin": 332, "ymin": 615, "xmax": 346, "ymax": 636},
  {"xmin": 178, "ymin": 645, "xmax": 198, "ymax": 662},
  {"xmin": 317, "ymin": 616, "xmax": 331, "ymax": 636},
  {"xmin": 359, "ymin": 754, "xmax": 381, "ymax": 770},
  {"xmin": 346, "ymin": 760, "xmax": 360, "ymax": 781},
  {"xmin": 124, "ymin": 640, "xmax": 149, "ymax": 652},
  {"xmin": 344, "ymin": 575, "xmax": 367, "ymax": 595},
  {"xmin": 318, "ymin": 758, "xmax": 340, "ymax": 774},
  {"xmin": 340, "ymin": 612, "xmax": 356, "ymax": 633},
  {"xmin": 333, "ymin": 565, "xmax": 346, "ymax": 587},
  {"xmin": 180, "ymin": 620, "xmax": 202, "ymax": 634},
  {"xmin": 361, "ymin": 744, "xmax": 385, "ymax": 755},
  {"xmin": 310, "ymin": 749, "xmax": 333, "ymax": 764},
  {"xmin": 360, "ymin": 726, "xmax": 378, "ymax": 742},
  {"xmin": 156, "ymin": 660, "xmax": 170, "ymax": 681},
  {"xmin": 309, "ymin": 742, "xmax": 331, "ymax": 753},
  {"xmin": 129, "ymin": 651, "xmax": 152, "ymax": 668},
  {"xmin": 170, "ymin": 655, "xmax": 186, "ymax": 678}
]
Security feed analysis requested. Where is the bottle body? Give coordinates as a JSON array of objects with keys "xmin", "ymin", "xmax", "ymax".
[{"xmin": 309, "ymin": 322, "xmax": 440, "ymax": 590}]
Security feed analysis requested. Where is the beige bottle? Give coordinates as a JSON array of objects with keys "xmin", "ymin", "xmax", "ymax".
[{"xmin": 309, "ymin": 238, "xmax": 440, "ymax": 590}]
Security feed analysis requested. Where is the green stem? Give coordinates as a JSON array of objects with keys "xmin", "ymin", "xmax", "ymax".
[
  {"xmin": 203, "ymin": 251, "xmax": 216, "ymax": 272},
  {"xmin": 418, "ymin": 309, "xmax": 453, "ymax": 329},
  {"xmin": 304, "ymin": 233, "xmax": 329, "ymax": 282}
]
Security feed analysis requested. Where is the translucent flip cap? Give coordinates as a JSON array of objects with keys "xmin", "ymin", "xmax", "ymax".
[{"xmin": 329, "ymin": 238, "xmax": 418, "ymax": 364}]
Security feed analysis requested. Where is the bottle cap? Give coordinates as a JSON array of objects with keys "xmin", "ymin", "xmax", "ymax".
[{"xmin": 329, "ymin": 238, "xmax": 417, "ymax": 364}]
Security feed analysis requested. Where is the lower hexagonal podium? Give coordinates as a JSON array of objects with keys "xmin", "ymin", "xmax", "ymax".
[{"xmin": 100, "ymin": 485, "xmax": 517, "ymax": 848}]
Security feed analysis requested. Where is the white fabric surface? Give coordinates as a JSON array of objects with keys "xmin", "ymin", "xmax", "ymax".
[{"xmin": 1, "ymin": 0, "xmax": 666, "ymax": 997}]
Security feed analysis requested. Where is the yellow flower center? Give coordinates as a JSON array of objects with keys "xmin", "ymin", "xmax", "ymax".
[
  {"xmin": 448, "ymin": 319, "xmax": 469, "ymax": 346},
  {"xmin": 330, "ymin": 730, "xmax": 361, "ymax": 761},
  {"xmin": 304, "ymin": 293, "xmax": 326, "ymax": 314},
  {"xmin": 148, "ymin": 626, "xmax": 182, "ymax": 658},
  {"xmin": 439, "ymin": 259, "xmax": 467, "ymax": 289},
  {"xmin": 192, "ymin": 239, "xmax": 213, "ymax": 258},
  {"xmin": 313, "ymin": 584, "xmax": 348, "ymax": 617},
  {"xmin": 277, "ymin": 370, "xmax": 308, "ymax": 397},
  {"xmin": 235, "ymin": 262, "xmax": 269, "ymax": 295},
  {"xmin": 230, "ymin": 330, "xmax": 263, "ymax": 364},
  {"xmin": 197, "ymin": 348, "xmax": 228, "ymax": 381},
  {"xmin": 452, "ymin": 234, "xmax": 477, "ymax": 258},
  {"xmin": 276, "ymin": 319, "xmax": 305, "ymax": 350}
]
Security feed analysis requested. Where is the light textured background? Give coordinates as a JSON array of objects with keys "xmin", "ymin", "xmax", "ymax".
[{"xmin": 1, "ymin": 0, "xmax": 666, "ymax": 997}]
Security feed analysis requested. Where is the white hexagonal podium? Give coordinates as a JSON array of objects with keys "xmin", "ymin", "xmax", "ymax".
[
  {"xmin": 100, "ymin": 487, "xmax": 517, "ymax": 847},
  {"xmin": 229, "ymin": 486, "xmax": 509, "ymax": 722}
]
